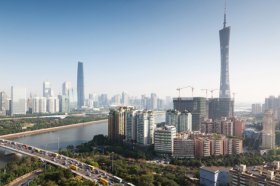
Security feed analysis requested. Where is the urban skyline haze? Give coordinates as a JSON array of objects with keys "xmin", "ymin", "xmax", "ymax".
[{"xmin": 0, "ymin": 0, "xmax": 280, "ymax": 103}]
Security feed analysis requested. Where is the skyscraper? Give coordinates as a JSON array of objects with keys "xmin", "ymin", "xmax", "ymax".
[
  {"xmin": 43, "ymin": 81, "xmax": 52, "ymax": 97},
  {"xmin": 11, "ymin": 86, "xmax": 26, "ymax": 115},
  {"xmin": 77, "ymin": 62, "xmax": 85, "ymax": 109},
  {"xmin": 219, "ymin": 5, "xmax": 231, "ymax": 99}
]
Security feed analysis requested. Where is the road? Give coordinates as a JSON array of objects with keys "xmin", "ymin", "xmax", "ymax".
[{"xmin": 0, "ymin": 139, "xmax": 134, "ymax": 186}]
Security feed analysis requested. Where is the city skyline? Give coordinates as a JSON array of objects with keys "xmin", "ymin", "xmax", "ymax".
[{"xmin": 0, "ymin": 1, "xmax": 280, "ymax": 103}]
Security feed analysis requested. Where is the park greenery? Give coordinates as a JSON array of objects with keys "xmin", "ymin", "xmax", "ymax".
[
  {"xmin": 0, "ymin": 157, "xmax": 42, "ymax": 185},
  {"xmin": 0, "ymin": 156, "xmax": 97, "ymax": 186},
  {"xmin": 29, "ymin": 165, "xmax": 96, "ymax": 186},
  {"xmin": 59, "ymin": 135, "xmax": 198, "ymax": 186},
  {"xmin": 0, "ymin": 115, "xmax": 107, "ymax": 135}
]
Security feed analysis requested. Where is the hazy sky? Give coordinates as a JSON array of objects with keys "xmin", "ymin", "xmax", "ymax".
[{"xmin": 0, "ymin": 0, "xmax": 279, "ymax": 103}]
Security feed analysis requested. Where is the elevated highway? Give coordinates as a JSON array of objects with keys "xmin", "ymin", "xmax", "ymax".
[{"xmin": 0, "ymin": 139, "xmax": 132, "ymax": 186}]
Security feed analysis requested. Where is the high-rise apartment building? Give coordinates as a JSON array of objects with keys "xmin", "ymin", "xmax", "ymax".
[
  {"xmin": 77, "ymin": 62, "xmax": 85, "ymax": 109},
  {"xmin": 11, "ymin": 86, "xmax": 26, "ymax": 115},
  {"xmin": 47, "ymin": 97, "xmax": 59, "ymax": 113},
  {"xmin": 178, "ymin": 110, "xmax": 192, "ymax": 132},
  {"xmin": 125, "ymin": 109, "xmax": 138, "ymax": 142},
  {"xmin": 173, "ymin": 133, "xmax": 195, "ymax": 159},
  {"xmin": 136, "ymin": 110, "xmax": 155, "ymax": 145},
  {"xmin": 233, "ymin": 119, "xmax": 245, "ymax": 138},
  {"xmin": 262, "ymin": 110, "xmax": 275, "ymax": 149},
  {"xmin": 195, "ymin": 137, "xmax": 211, "ymax": 157},
  {"xmin": 166, "ymin": 109, "xmax": 180, "ymax": 127},
  {"xmin": 0, "ymin": 91, "xmax": 9, "ymax": 115},
  {"xmin": 154, "ymin": 125, "xmax": 176, "ymax": 154}
]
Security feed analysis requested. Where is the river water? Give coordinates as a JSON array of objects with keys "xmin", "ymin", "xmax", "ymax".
[{"xmin": 0, "ymin": 114, "xmax": 165, "ymax": 168}]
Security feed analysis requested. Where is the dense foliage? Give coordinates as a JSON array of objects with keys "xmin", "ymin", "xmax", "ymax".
[
  {"xmin": 0, "ymin": 116, "xmax": 106, "ymax": 135},
  {"xmin": 59, "ymin": 135, "xmax": 198, "ymax": 186},
  {"xmin": 0, "ymin": 156, "xmax": 97, "ymax": 186},
  {"xmin": 30, "ymin": 165, "xmax": 96, "ymax": 186},
  {"xmin": 0, "ymin": 157, "xmax": 42, "ymax": 185},
  {"xmin": 171, "ymin": 151, "xmax": 280, "ymax": 167}
]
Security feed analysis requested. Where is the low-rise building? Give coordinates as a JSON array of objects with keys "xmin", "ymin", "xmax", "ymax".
[
  {"xmin": 229, "ymin": 163, "xmax": 280, "ymax": 186},
  {"xmin": 200, "ymin": 166, "xmax": 230, "ymax": 186}
]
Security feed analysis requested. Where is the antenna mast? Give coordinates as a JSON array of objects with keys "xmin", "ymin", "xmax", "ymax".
[{"xmin": 223, "ymin": 0, "xmax": 227, "ymax": 28}]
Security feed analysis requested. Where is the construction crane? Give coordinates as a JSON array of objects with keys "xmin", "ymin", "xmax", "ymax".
[
  {"xmin": 176, "ymin": 86, "xmax": 194, "ymax": 98},
  {"xmin": 201, "ymin": 89, "xmax": 209, "ymax": 98},
  {"xmin": 210, "ymin": 89, "xmax": 219, "ymax": 98}
]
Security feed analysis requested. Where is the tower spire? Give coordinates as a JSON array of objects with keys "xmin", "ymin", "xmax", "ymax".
[{"xmin": 223, "ymin": 0, "xmax": 227, "ymax": 28}]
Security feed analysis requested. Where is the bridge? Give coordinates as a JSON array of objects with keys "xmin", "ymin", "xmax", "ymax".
[{"xmin": 0, "ymin": 139, "xmax": 133, "ymax": 186}]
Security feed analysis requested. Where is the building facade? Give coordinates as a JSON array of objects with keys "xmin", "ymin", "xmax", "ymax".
[
  {"xmin": 173, "ymin": 97, "xmax": 207, "ymax": 131},
  {"xmin": 11, "ymin": 86, "xmax": 26, "ymax": 115},
  {"xmin": 77, "ymin": 61, "xmax": 85, "ymax": 109},
  {"xmin": 154, "ymin": 125, "xmax": 176, "ymax": 154}
]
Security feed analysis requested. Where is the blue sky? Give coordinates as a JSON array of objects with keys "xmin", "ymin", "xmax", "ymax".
[{"xmin": 0, "ymin": 0, "xmax": 280, "ymax": 103}]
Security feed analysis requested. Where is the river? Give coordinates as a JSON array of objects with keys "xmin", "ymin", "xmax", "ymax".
[{"xmin": 0, "ymin": 113, "xmax": 165, "ymax": 168}]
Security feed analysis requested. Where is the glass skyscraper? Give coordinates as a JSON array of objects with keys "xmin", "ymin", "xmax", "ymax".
[{"xmin": 77, "ymin": 61, "xmax": 85, "ymax": 109}]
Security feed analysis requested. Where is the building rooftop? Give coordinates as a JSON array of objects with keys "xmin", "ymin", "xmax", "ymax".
[{"xmin": 200, "ymin": 166, "xmax": 230, "ymax": 173}]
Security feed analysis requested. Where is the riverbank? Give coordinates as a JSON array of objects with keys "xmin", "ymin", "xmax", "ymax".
[{"xmin": 0, "ymin": 119, "xmax": 108, "ymax": 140}]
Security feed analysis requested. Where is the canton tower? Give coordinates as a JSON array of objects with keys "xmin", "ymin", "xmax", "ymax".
[{"xmin": 219, "ymin": 2, "xmax": 231, "ymax": 99}]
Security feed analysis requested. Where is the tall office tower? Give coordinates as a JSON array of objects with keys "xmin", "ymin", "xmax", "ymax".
[
  {"xmin": 136, "ymin": 110, "xmax": 155, "ymax": 145},
  {"xmin": 125, "ymin": 109, "xmax": 138, "ymax": 142},
  {"xmin": 219, "ymin": 5, "xmax": 231, "ymax": 99},
  {"xmin": 62, "ymin": 81, "xmax": 72, "ymax": 110},
  {"xmin": 262, "ymin": 110, "xmax": 276, "ymax": 149},
  {"xmin": 173, "ymin": 97, "xmax": 207, "ymax": 131},
  {"xmin": 154, "ymin": 125, "xmax": 176, "ymax": 155},
  {"xmin": 43, "ymin": 81, "xmax": 52, "ymax": 97},
  {"xmin": 77, "ymin": 61, "xmax": 85, "ymax": 109},
  {"xmin": 11, "ymin": 86, "xmax": 26, "ymax": 116},
  {"xmin": 0, "ymin": 91, "xmax": 9, "ymax": 115},
  {"xmin": 62, "ymin": 81, "xmax": 72, "ymax": 96},
  {"xmin": 151, "ymin": 93, "xmax": 157, "ymax": 110}
]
